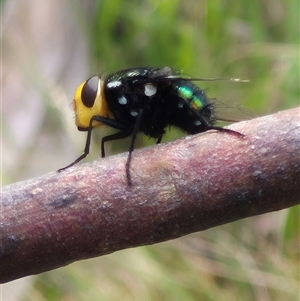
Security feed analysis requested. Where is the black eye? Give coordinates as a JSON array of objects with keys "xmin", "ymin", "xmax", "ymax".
[{"xmin": 81, "ymin": 76, "xmax": 99, "ymax": 108}]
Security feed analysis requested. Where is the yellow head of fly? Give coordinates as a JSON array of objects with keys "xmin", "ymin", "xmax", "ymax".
[{"xmin": 73, "ymin": 76, "xmax": 110, "ymax": 130}]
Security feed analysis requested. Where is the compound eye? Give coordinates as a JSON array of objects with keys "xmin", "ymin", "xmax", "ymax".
[{"xmin": 81, "ymin": 76, "xmax": 99, "ymax": 108}]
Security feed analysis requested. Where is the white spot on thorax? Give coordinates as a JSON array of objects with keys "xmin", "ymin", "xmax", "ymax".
[
  {"xmin": 118, "ymin": 96, "xmax": 127, "ymax": 105},
  {"xmin": 194, "ymin": 120, "xmax": 201, "ymax": 126},
  {"xmin": 130, "ymin": 111, "xmax": 138, "ymax": 117},
  {"xmin": 144, "ymin": 83, "xmax": 157, "ymax": 97},
  {"xmin": 107, "ymin": 81, "xmax": 122, "ymax": 88}
]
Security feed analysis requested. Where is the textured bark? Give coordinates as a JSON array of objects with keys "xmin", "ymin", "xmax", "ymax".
[{"xmin": 1, "ymin": 108, "xmax": 299, "ymax": 283}]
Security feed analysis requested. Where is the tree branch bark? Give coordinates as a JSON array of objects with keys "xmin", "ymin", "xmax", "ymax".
[{"xmin": 1, "ymin": 108, "xmax": 299, "ymax": 283}]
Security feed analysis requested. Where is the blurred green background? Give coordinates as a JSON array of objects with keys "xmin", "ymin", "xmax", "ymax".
[{"xmin": 1, "ymin": 0, "xmax": 299, "ymax": 300}]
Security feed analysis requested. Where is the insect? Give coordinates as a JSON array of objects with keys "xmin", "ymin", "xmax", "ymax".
[{"xmin": 58, "ymin": 67, "xmax": 246, "ymax": 185}]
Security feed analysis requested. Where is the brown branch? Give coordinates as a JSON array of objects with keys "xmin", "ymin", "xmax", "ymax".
[{"xmin": 1, "ymin": 108, "xmax": 299, "ymax": 283}]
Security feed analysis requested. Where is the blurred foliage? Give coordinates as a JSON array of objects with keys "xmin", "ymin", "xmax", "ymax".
[{"xmin": 2, "ymin": 0, "xmax": 299, "ymax": 300}]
